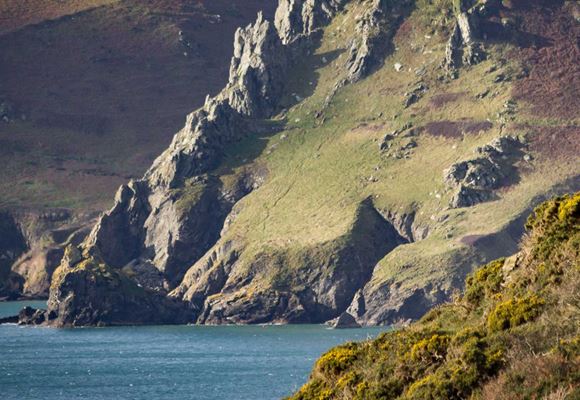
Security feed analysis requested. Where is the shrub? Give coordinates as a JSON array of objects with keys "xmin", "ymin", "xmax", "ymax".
[
  {"xmin": 464, "ymin": 258, "xmax": 505, "ymax": 306},
  {"xmin": 316, "ymin": 343, "xmax": 359, "ymax": 376},
  {"xmin": 487, "ymin": 294, "xmax": 545, "ymax": 332},
  {"xmin": 409, "ymin": 334, "xmax": 451, "ymax": 364},
  {"xmin": 525, "ymin": 193, "xmax": 580, "ymax": 260},
  {"xmin": 405, "ymin": 373, "xmax": 454, "ymax": 400}
]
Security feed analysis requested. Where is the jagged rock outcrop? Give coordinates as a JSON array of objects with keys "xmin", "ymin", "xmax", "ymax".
[
  {"xmin": 45, "ymin": 3, "xmax": 340, "ymax": 326},
  {"xmin": 81, "ymin": 12, "xmax": 290, "ymax": 289},
  {"xmin": 0, "ymin": 212, "xmax": 27, "ymax": 299},
  {"xmin": 224, "ymin": 12, "xmax": 289, "ymax": 118},
  {"xmin": 445, "ymin": 0, "xmax": 486, "ymax": 72},
  {"xmin": 344, "ymin": 0, "xmax": 410, "ymax": 83},
  {"xmin": 327, "ymin": 311, "xmax": 361, "ymax": 328},
  {"xmin": 444, "ymin": 135, "xmax": 525, "ymax": 208},
  {"xmin": 275, "ymin": 0, "xmax": 346, "ymax": 45},
  {"xmin": 43, "ymin": 247, "xmax": 189, "ymax": 327},
  {"xmin": 0, "ymin": 210, "xmax": 92, "ymax": 299},
  {"xmin": 345, "ymin": 0, "xmax": 389, "ymax": 82}
]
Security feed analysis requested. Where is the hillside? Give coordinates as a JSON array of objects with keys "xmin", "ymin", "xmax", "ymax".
[
  {"xmin": 8, "ymin": 0, "xmax": 580, "ymax": 327},
  {"xmin": 290, "ymin": 192, "xmax": 579, "ymax": 399},
  {"xmin": 0, "ymin": 0, "xmax": 276, "ymax": 298}
]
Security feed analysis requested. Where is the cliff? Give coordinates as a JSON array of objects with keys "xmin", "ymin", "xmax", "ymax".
[{"xmin": 15, "ymin": 0, "xmax": 580, "ymax": 327}]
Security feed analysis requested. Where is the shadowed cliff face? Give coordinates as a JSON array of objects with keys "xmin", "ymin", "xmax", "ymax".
[
  {"xmin": 21, "ymin": 0, "xmax": 580, "ymax": 327},
  {"xmin": 172, "ymin": 199, "xmax": 408, "ymax": 324}
]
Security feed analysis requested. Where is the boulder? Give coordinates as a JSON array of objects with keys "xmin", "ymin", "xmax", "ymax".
[
  {"xmin": 328, "ymin": 312, "xmax": 361, "ymax": 329},
  {"xmin": 18, "ymin": 306, "xmax": 47, "ymax": 325},
  {"xmin": 444, "ymin": 136, "xmax": 525, "ymax": 208}
]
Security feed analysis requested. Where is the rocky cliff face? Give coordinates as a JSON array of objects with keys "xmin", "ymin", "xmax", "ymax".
[
  {"xmin": 0, "ymin": 210, "xmax": 93, "ymax": 300},
  {"xmin": 30, "ymin": 0, "xmax": 580, "ymax": 328},
  {"xmin": 445, "ymin": 0, "xmax": 487, "ymax": 73},
  {"xmin": 172, "ymin": 199, "xmax": 408, "ymax": 324},
  {"xmin": 275, "ymin": 0, "xmax": 346, "ymax": 45},
  {"xmin": 43, "ymin": 0, "xmax": 347, "ymax": 326}
]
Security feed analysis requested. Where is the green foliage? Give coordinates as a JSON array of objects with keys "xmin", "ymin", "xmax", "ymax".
[
  {"xmin": 464, "ymin": 258, "xmax": 505, "ymax": 307},
  {"xmin": 316, "ymin": 343, "xmax": 359, "ymax": 376},
  {"xmin": 409, "ymin": 334, "xmax": 450, "ymax": 365},
  {"xmin": 486, "ymin": 294, "xmax": 545, "ymax": 332},
  {"xmin": 525, "ymin": 193, "xmax": 580, "ymax": 261}
]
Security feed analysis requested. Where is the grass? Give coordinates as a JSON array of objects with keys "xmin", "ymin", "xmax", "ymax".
[{"xmin": 191, "ymin": 0, "xmax": 579, "ymax": 312}]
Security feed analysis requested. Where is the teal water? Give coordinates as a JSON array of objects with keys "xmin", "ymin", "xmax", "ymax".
[
  {"xmin": 0, "ymin": 300, "xmax": 48, "ymax": 318},
  {"xmin": 0, "ymin": 302, "xmax": 387, "ymax": 400}
]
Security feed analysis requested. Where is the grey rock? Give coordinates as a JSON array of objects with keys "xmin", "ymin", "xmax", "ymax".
[
  {"xmin": 225, "ymin": 12, "xmax": 289, "ymax": 118},
  {"xmin": 18, "ymin": 306, "xmax": 47, "ymax": 325},
  {"xmin": 444, "ymin": 0, "xmax": 486, "ymax": 72},
  {"xmin": 403, "ymin": 82, "xmax": 428, "ymax": 108},
  {"xmin": 275, "ymin": 0, "xmax": 345, "ymax": 45},
  {"xmin": 328, "ymin": 312, "xmax": 361, "ymax": 329},
  {"xmin": 0, "ymin": 98, "xmax": 16, "ymax": 123},
  {"xmin": 355, "ymin": 280, "xmax": 452, "ymax": 326},
  {"xmin": 444, "ymin": 136, "xmax": 525, "ymax": 208},
  {"xmin": 174, "ymin": 199, "xmax": 408, "ymax": 325},
  {"xmin": 345, "ymin": 0, "xmax": 391, "ymax": 83},
  {"xmin": 46, "ymin": 7, "xmax": 338, "ymax": 327},
  {"xmin": 378, "ymin": 133, "xmax": 394, "ymax": 151},
  {"xmin": 45, "ymin": 248, "xmax": 189, "ymax": 327}
]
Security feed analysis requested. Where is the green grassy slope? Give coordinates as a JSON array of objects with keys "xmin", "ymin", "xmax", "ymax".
[
  {"xmin": 289, "ymin": 192, "xmax": 579, "ymax": 399},
  {"xmin": 190, "ymin": 0, "xmax": 579, "ymax": 318}
]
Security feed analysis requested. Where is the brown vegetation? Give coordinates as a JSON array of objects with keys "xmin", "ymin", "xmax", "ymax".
[
  {"xmin": 511, "ymin": 0, "xmax": 580, "ymax": 120},
  {"xmin": 0, "ymin": 0, "xmax": 276, "ymax": 210},
  {"xmin": 423, "ymin": 120, "xmax": 493, "ymax": 139}
]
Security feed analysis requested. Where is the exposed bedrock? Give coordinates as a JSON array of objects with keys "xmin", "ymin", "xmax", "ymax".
[
  {"xmin": 0, "ymin": 212, "xmax": 27, "ymax": 299},
  {"xmin": 345, "ymin": 0, "xmax": 412, "ymax": 83},
  {"xmin": 275, "ymin": 0, "xmax": 347, "ymax": 45},
  {"xmin": 351, "ymin": 176, "xmax": 580, "ymax": 326},
  {"xmin": 444, "ymin": 135, "xmax": 525, "ymax": 208},
  {"xmin": 0, "ymin": 210, "xmax": 92, "ymax": 299},
  {"xmin": 444, "ymin": 0, "xmax": 495, "ymax": 72},
  {"xmin": 173, "ymin": 199, "xmax": 408, "ymax": 324},
  {"xmin": 45, "ymin": 2, "xmax": 343, "ymax": 326},
  {"xmin": 45, "ymin": 247, "xmax": 189, "ymax": 327}
]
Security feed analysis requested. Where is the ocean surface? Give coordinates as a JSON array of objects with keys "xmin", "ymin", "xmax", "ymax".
[{"xmin": 0, "ymin": 301, "xmax": 387, "ymax": 400}]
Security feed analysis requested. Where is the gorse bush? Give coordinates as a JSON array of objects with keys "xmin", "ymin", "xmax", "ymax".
[
  {"xmin": 486, "ymin": 294, "xmax": 545, "ymax": 332},
  {"xmin": 464, "ymin": 258, "xmax": 504, "ymax": 307},
  {"xmin": 289, "ymin": 192, "xmax": 580, "ymax": 400}
]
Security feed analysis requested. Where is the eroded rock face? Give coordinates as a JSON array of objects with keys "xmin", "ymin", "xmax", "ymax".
[
  {"xmin": 345, "ymin": 0, "xmax": 389, "ymax": 82},
  {"xmin": 344, "ymin": 0, "xmax": 410, "ymax": 83},
  {"xmin": 0, "ymin": 210, "xmax": 93, "ymax": 299},
  {"xmin": 46, "ymin": 5, "xmax": 338, "ymax": 327},
  {"xmin": 0, "ymin": 212, "xmax": 27, "ymax": 298},
  {"xmin": 173, "ymin": 199, "xmax": 408, "ymax": 324},
  {"xmin": 225, "ymin": 12, "xmax": 289, "ymax": 118},
  {"xmin": 327, "ymin": 311, "xmax": 361, "ymax": 328},
  {"xmin": 444, "ymin": 136, "xmax": 525, "ymax": 208},
  {"xmin": 45, "ymin": 250, "xmax": 189, "ymax": 327},
  {"xmin": 445, "ymin": 0, "xmax": 486, "ymax": 72},
  {"xmin": 275, "ymin": 0, "xmax": 346, "ymax": 45}
]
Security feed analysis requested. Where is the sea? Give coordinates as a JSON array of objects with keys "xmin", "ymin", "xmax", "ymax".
[{"xmin": 0, "ymin": 301, "xmax": 387, "ymax": 399}]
